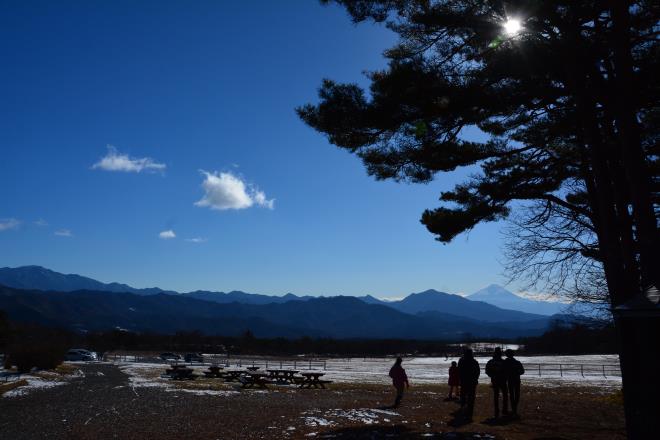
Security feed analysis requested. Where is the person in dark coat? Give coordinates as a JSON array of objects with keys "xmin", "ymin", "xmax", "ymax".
[
  {"xmin": 447, "ymin": 361, "xmax": 460, "ymax": 400},
  {"xmin": 388, "ymin": 357, "xmax": 409, "ymax": 408},
  {"xmin": 457, "ymin": 348, "xmax": 480, "ymax": 422},
  {"xmin": 485, "ymin": 347, "xmax": 508, "ymax": 418},
  {"xmin": 504, "ymin": 349, "xmax": 525, "ymax": 417}
]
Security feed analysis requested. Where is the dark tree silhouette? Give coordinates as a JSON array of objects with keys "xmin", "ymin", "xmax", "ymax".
[
  {"xmin": 0, "ymin": 309, "xmax": 9, "ymax": 352},
  {"xmin": 501, "ymin": 187, "xmax": 611, "ymax": 315},
  {"xmin": 298, "ymin": 1, "xmax": 658, "ymax": 437}
]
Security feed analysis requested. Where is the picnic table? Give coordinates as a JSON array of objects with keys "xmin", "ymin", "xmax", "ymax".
[
  {"xmin": 240, "ymin": 372, "xmax": 271, "ymax": 389},
  {"xmin": 222, "ymin": 370, "xmax": 244, "ymax": 382},
  {"xmin": 203, "ymin": 365, "xmax": 225, "ymax": 378},
  {"xmin": 267, "ymin": 369, "xmax": 300, "ymax": 384},
  {"xmin": 298, "ymin": 372, "xmax": 331, "ymax": 389},
  {"xmin": 165, "ymin": 365, "xmax": 196, "ymax": 380}
]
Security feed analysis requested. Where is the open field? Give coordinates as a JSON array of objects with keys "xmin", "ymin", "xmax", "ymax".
[
  {"xmin": 106, "ymin": 353, "xmax": 623, "ymax": 388},
  {"xmin": 0, "ymin": 362, "xmax": 625, "ymax": 439}
]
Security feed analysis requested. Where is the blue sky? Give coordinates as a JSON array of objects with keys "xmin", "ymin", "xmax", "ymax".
[{"xmin": 1, "ymin": 1, "xmax": 512, "ymax": 298}]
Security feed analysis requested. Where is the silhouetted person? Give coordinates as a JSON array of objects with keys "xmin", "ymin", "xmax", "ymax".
[
  {"xmin": 447, "ymin": 361, "xmax": 460, "ymax": 400},
  {"xmin": 388, "ymin": 357, "xmax": 409, "ymax": 408},
  {"xmin": 457, "ymin": 348, "xmax": 480, "ymax": 422},
  {"xmin": 504, "ymin": 349, "xmax": 524, "ymax": 417},
  {"xmin": 486, "ymin": 347, "xmax": 508, "ymax": 419}
]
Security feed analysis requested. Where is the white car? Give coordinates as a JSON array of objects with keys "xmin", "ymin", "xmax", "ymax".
[{"xmin": 65, "ymin": 349, "xmax": 98, "ymax": 362}]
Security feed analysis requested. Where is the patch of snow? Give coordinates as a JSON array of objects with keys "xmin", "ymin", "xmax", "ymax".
[
  {"xmin": 112, "ymin": 356, "xmax": 621, "ymax": 390},
  {"xmin": 321, "ymin": 355, "xmax": 621, "ymax": 388},
  {"xmin": 3, "ymin": 377, "xmax": 68, "ymax": 398},
  {"xmin": 118, "ymin": 363, "xmax": 239, "ymax": 397},
  {"xmin": 303, "ymin": 417, "xmax": 335, "ymax": 427},
  {"xmin": 307, "ymin": 408, "xmax": 401, "ymax": 425},
  {"xmin": 168, "ymin": 388, "xmax": 239, "ymax": 397},
  {"xmin": 370, "ymin": 409, "xmax": 400, "ymax": 416}
]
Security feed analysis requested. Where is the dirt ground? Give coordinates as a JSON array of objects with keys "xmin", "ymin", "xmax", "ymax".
[{"xmin": 0, "ymin": 364, "xmax": 625, "ymax": 439}]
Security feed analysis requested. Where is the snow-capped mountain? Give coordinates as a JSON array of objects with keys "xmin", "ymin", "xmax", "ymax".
[{"xmin": 467, "ymin": 284, "xmax": 567, "ymax": 316}]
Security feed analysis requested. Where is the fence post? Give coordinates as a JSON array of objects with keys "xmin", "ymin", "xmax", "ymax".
[
  {"xmin": 324, "ymin": 360, "xmax": 326, "ymax": 370},
  {"xmin": 603, "ymin": 365, "xmax": 606, "ymax": 378},
  {"xmin": 560, "ymin": 364, "xmax": 563, "ymax": 377},
  {"xmin": 581, "ymin": 364, "xmax": 584, "ymax": 377},
  {"xmin": 538, "ymin": 364, "xmax": 541, "ymax": 376},
  {"xmin": 294, "ymin": 361, "xmax": 296, "ymax": 370}
]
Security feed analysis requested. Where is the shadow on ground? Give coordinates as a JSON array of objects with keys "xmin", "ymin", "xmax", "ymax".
[{"xmin": 316, "ymin": 425, "xmax": 498, "ymax": 439}]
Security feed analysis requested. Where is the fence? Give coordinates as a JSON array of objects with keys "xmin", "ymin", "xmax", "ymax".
[
  {"xmin": 104, "ymin": 353, "xmax": 620, "ymax": 378},
  {"xmin": 522, "ymin": 363, "xmax": 621, "ymax": 378},
  {"xmin": 104, "ymin": 353, "xmax": 327, "ymax": 370}
]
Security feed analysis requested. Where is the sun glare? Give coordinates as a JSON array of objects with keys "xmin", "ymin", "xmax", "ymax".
[{"xmin": 503, "ymin": 18, "xmax": 522, "ymax": 36}]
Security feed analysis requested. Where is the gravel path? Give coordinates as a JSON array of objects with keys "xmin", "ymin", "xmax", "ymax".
[{"xmin": 0, "ymin": 364, "xmax": 396, "ymax": 439}]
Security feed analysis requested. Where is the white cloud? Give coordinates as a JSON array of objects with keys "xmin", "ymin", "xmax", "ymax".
[
  {"xmin": 54, "ymin": 229, "xmax": 72, "ymax": 237},
  {"xmin": 0, "ymin": 218, "xmax": 20, "ymax": 231},
  {"xmin": 253, "ymin": 190, "xmax": 275, "ymax": 210},
  {"xmin": 159, "ymin": 230, "xmax": 176, "ymax": 239},
  {"xmin": 194, "ymin": 170, "xmax": 275, "ymax": 211},
  {"xmin": 185, "ymin": 237, "xmax": 207, "ymax": 243},
  {"xmin": 92, "ymin": 145, "xmax": 166, "ymax": 173},
  {"xmin": 34, "ymin": 219, "xmax": 48, "ymax": 227}
]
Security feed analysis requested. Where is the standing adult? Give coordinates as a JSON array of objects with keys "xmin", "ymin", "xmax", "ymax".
[
  {"xmin": 457, "ymin": 348, "xmax": 480, "ymax": 422},
  {"xmin": 388, "ymin": 357, "xmax": 410, "ymax": 408},
  {"xmin": 504, "ymin": 349, "xmax": 525, "ymax": 418},
  {"xmin": 485, "ymin": 347, "xmax": 508, "ymax": 419}
]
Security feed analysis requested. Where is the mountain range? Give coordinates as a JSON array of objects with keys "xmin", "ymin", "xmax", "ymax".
[
  {"xmin": 468, "ymin": 284, "xmax": 567, "ymax": 315},
  {"xmin": 0, "ymin": 266, "xmax": 576, "ymax": 339}
]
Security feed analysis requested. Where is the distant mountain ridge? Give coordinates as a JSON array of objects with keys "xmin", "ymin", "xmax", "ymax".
[
  {"xmin": 0, "ymin": 265, "xmax": 173, "ymax": 296},
  {"xmin": 0, "ymin": 266, "xmax": 312, "ymax": 305},
  {"xmin": 0, "ymin": 266, "xmax": 574, "ymax": 324},
  {"xmin": 380, "ymin": 289, "xmax": 547, "ymax": 322},
  {"xmin": 468, "ymin": 284, "xmax": 567, "ymax": 316},
  {"xmin": 0, "ymin": 284, "xmax": 568, "ymax": 339}
]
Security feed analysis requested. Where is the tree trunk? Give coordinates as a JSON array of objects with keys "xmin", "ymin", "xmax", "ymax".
[
  {"xmin": 615, "ymin": 315, "xmax": 660, "ymax": 439},
  {"xmin": 609, "ymin": 0, "xmax": 659, "ymax": 289}
]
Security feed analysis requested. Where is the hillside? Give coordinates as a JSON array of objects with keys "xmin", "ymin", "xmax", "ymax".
[{"xmin": 0, "ymin": 285, "xmax": 555, "ymax": 339}]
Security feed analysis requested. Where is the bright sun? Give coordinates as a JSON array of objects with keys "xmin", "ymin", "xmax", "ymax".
[{"xmin": 503, "ymin": 19, "xmax": 522, "ymax": 36}]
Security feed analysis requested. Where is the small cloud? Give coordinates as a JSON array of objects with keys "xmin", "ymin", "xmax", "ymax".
[
  {"xmin": 159, "ymin": 230, "xmax": 176, "ymax": 240},
  {"xmin": 34, "ymin": 219, "xmax": 48, "ymax": 227},
  {"xmin": 194, "ymin": 170, "xmax": 275, "ymax": 211},
  {"xmin": 54, "ymin": 229, "xmax": 72, "ymax": 237},
  {"xmin": 185, "ymin": 237, "xmax": 207, "ymax": 243},
  {"xmin": 92, "ymin": 145, "xmax": 166, "ymax": 173},
  {"xmin": 0, "ymin": 218, "xmax": 20, "ymax": 231},
  {"xmin": 253, "ymin": 190, "xmax": 275, "ymax": 210}
]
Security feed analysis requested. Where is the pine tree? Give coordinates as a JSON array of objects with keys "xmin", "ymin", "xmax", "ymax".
[{"xmin": 298, "ymin": 1, "xmax": 659, "ymax": 436}]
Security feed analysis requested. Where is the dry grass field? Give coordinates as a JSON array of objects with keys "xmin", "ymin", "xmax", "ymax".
[{"xmin": 0, "ymin": 363, "xmax": 625, "ymax": 439}]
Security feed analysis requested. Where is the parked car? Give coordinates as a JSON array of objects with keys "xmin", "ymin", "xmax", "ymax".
[
  {"xmin": 65, "ymin": 349, "xmax": 98, "ymax": 362},
  {"xmin": 184, "ymin": 353, "xmax": 204, "ymax": 363},
  {"xmin": 159, "ymin": 352, "xmax": 182, "ymax": 361}
]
